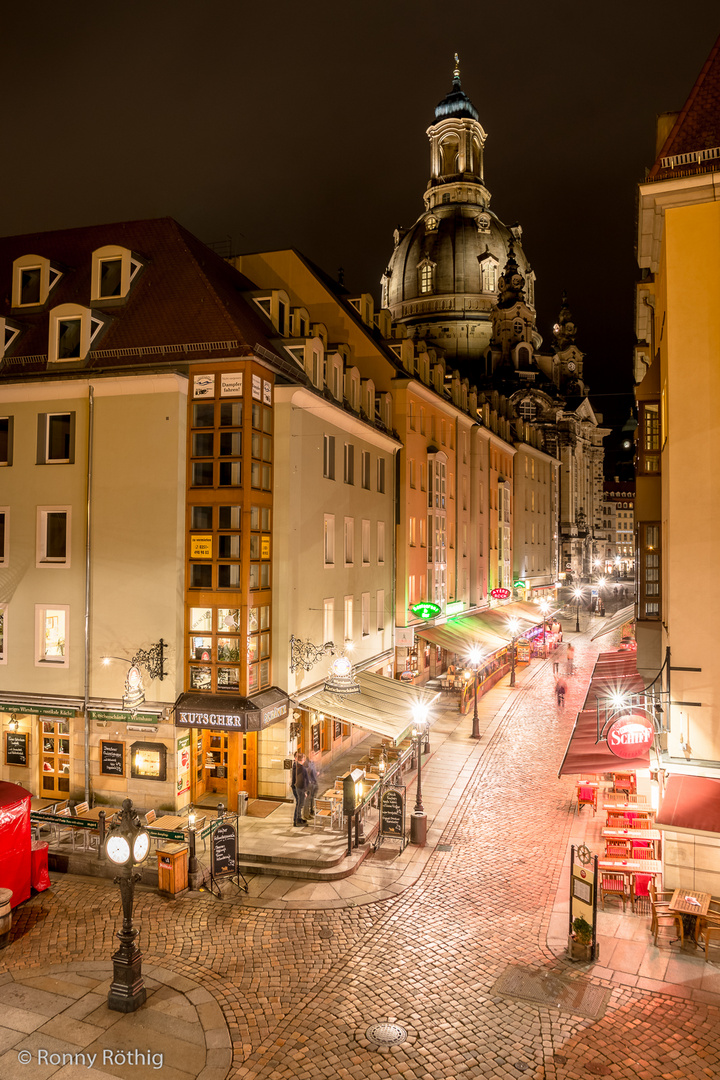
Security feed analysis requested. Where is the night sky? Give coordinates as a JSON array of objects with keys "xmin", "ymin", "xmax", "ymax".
[{"xmin": 3, "ymin": 3, "xmax": 718, "ymax": 430}]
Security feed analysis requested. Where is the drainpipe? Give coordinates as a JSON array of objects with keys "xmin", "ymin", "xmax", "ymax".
[{"xmin": 83, "ymin": 386, "xmax": 95, "ymax": 804}]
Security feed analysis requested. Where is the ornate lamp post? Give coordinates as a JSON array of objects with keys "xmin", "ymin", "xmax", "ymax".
[
  {"xmin": 508, "ymin": 618, "xmax": 520, "ymax": 687},
  {"xmin": 539, "ymin": 600, "xmax": 550, "ymax": 656},
  {"xmin": 466, "ymin": 645, "xmax": 483, "ymax": 739},
  {"xmin": 412, "ymin": 704, "xmax": 429, "ymax": 814},
  {"xmin": 573, "ymin": 588, "xmax": 583, "ymax": 633},
  {"xmin": 105, "ymin": 799, "xmax": 151, "ymax": 1013}
]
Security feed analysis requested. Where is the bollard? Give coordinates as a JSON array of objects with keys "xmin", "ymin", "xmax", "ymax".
[{"xmin": 97, "ymin": 811, "xmax": 106, "ymax": 860}]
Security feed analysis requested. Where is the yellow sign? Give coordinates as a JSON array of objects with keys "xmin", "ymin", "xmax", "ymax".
[
  {"xmin": 190, "ymin": 535, "xmax": 213, "ymax": 559},
  {"xmin": 261, "ymin": 535, "xmax": 271, "ymax": 559}
]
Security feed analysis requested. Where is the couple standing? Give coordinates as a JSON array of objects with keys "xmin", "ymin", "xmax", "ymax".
[{"xmin": 291, "ymin": 750, "xmax": 318, "ymax": 827}]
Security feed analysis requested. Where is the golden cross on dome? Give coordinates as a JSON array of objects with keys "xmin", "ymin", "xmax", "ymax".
[{"xmin": 453, "ymin": 53, "xmax": 460, "ymax": 80}]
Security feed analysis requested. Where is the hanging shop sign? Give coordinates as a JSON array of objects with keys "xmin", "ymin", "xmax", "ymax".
[
  {"xmin": 89, "ymin": 710, "xmax": 159, "ymax": 723},
  {"xmin": 409, "ymin": 602, "xmax": 442, "ymax": 620},
  {"xmin": 606, "ymin": 714, "xmax": 655, "ymax": 759},
  {"xmin": 490, "ymin": 588, "xmax": 511, "ymax": 600},
  {"xmin": 513, "ymin": 580, "xmax": 527, "ymax": 590}
]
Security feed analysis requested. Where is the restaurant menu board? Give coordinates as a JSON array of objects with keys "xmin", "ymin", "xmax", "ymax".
[
  {"xmin": 380, "ymin": 786, "xmax": 406, "ymax": 839},
  {"xmin": 5, "ymin": 731, "xmax": 28, "ymax": 766},
  {"xmin": 211, "ymin": 822, "xmax": 237, "ymax": 878},
  {"xmin": 333, "ymin": 720, "xmax": 342, "ymax": 741},
  {"xmin": 311, "ymin": 724, "xmax": 321, "ymax": 752},
  {"xmin": 177, "ymin": 732, "xmax": 190, "ymax": 795},
  {"xmin": 100, "ymin": 741, "xmax": 125, "ymax": 776}
]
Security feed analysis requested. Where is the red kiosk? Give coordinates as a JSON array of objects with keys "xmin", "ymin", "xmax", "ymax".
[{"xmin": 0, "ymin": 782, "xmax": 33, "ymax": 907}]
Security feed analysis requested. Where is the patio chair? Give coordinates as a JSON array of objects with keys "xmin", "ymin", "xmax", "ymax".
[
  {"xmin": 312, "ymin": 797, "xmax": 334, "ymax": 829},
  {"xmin": 652, "ymin": 904, "xmax": 683, "ymax": 947},
  {"xmin": 605, "ymin": 840, "xmax": 631, "ymax": 858},
  {"xmin": 631, "ymin": 846, "xmax": 653, "ymax": 860},
  {"xmin": 577, "ymin": 784, "xmax": 597, "ymax": 814},
  {"xmin": 612, "ymin": 772, "xmax": 636, "ymax": 795},
  {"xmin": 631, "ymin": 873, "xmax": 653, "ymax": 913},
  {"xmin": 607, "ymin": 812, "xmax": 628, "ymax": 828},
  {"xmin": 697, "ymin": 916, "xmax": 720, "ymax": 961},
  {"xmin": 52, "ymin": 807, "xmax": 74, "ymax": 846},
  {"xmin": 600, "ymin": 875, "xmax": 627, "ymax": 911}
]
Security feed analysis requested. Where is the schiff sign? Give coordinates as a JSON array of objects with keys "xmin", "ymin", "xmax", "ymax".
[
  {"xmin": 606, "ymin": 714, "xmax": 655, "ymax": 758},
  {"xmin": 490, "ymin": 588, "xmax": 511, "ymax": 600}
]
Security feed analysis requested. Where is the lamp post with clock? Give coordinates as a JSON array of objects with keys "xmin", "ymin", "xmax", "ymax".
[{"xmin": 105, "ymin": 799, "xmax": 151, "ymax": 1013}]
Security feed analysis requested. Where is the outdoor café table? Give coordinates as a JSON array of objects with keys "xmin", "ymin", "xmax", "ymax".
[
  {"xmin": 601, "ymin": 826, "xmax": 662, "ymax": 857},
  {"xmin": 75, "ymin": 806, "xmax": 121, "ymax": 821},
  {"xmin": 152, "ymin": 814, "xmax": 190, "ymax": 834},
  {"xmin": 603, "ymin": 800, "xmax": 650, "ymax": 811},
  {"xmin": 598, "ymin": 857, "xmax": 662, "ymax": 879},
  {"xmin": 668, "ymin": 889, "xmax": 712, "ymax": 941},
  {"xmin": 30, "ymin": 797, "xmax": 57, "ymax": 813}
]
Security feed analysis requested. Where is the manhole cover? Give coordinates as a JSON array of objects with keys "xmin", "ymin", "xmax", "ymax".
[
  {"xmin": 437, "ymin": 844, "xmax": 452, "ymax": 851},
  {"xmin": 366, "ymin": 1023, "xmax": 408, "ymax": 1045},
  {"xmin": 318, "ymin": 927, "xmax": 333, "ymax": 939},
  {"xmin": 586, "ymin": 1064, "xmax": 610, "ymax": 1076},
  {"xmin": 491, "ymin": 966, "xmax": 610, "ymax": 1020}
]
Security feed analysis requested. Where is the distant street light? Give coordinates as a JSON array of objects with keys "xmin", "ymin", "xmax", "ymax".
[
  {"xmin": 573, "ymin": 588, "xmax": 583, "ymax": 634},
  {"xmin": 508, "ymin": 618, "xmax": 520, "ymax": 687},
  {"xmin": 466, "ymin": 645, "xmax": 483, "ymax": 739}
]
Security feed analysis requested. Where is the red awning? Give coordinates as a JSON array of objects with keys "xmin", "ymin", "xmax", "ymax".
[
  {"xmin": 655, "ymin": 774, "xmax": 720, "ymax": 835},
  {"xmin": 558, "ymin": 650, "xmax": 651, "ymax": 777}
]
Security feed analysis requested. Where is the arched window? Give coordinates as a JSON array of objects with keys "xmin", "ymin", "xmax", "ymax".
[
  {"xmin": 418, "ymin": 261, "xmax": 435, "ymax": 295},
  {"xmin": 482, "ymin": 262, "xmax": 497, "ymax": 292},
  {"xmin": 517, "ymin": 399, "xmax": 537, "ymax": 422}
]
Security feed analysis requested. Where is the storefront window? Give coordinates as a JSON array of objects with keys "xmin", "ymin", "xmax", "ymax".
[
  {"xmin": 190, "ymin": 608, "xmax": 213, "ymax": 633},
  {"xmin": 217, "ymin": 666, "xmax": 240, "ymax": 690},
  {"xmin": 217, "ymin": 608, "xmax": 240, "ymax": 632},
  {"xmin": 217, "ymin": 637, "xmax": 240, "ymax": 661},
  {"xmin": 190, "ymin": 666, "xmax": 212, "ymax": 690},
  {"xmin": 191, "ymin": 636, "xmax": 212, "ymax": 660}
]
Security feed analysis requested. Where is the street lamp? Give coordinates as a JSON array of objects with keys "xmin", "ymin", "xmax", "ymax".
[
  {"xmin": 466, "ymin": 645, "xmax": 483, "ymax": 739},
  {"xmin": 508, "ymin": 618, "xmax": 520, "ymax": 687},
  {"xmin": 573, "ymin": 588, "xmax": 583, "ymax": 633},
  {"xmin": 539, "ymin": 600, "xmax": 551, "ymax": 656},
  {"xmin": 411, "ymin": 704, "xmax": 429, "ymax": 813},
  {"xmin": 105, "ymin": 799, "xmax": 151, "ymax": 1013}
]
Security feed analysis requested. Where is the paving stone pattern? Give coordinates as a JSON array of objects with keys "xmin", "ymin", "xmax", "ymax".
[{"xmin": 3, "ymin": 629, "xmax": 720, "ymax": 1080}]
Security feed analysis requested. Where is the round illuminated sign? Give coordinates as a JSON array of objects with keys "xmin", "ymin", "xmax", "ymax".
[
  {"xmin": 606, "ymin": 714, "xmax": 655, "ymax": 759},
  {"xmin": 330, "ymin": 655, "xmax": 352, "ymax": 678},
  {"xmin": 490, "ymin": 588, "xmax": 511, "ymax": 600},
  {"xmin": 410, "ymin": 602, "xmax": 442, "ymax": 619},
  {"xmin": 513, "ymin": 580, "xmax": 526, "ymax": 589}
]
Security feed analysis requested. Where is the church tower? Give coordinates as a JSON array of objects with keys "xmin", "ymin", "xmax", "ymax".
[{"xmin": 382, "ymin": 57, "xmax": 537, "ymax": 369}]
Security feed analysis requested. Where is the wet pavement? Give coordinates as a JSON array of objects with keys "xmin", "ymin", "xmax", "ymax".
[{"xmin": 3, "ymin": 614, "xmax": 720, "ymax": 1080}]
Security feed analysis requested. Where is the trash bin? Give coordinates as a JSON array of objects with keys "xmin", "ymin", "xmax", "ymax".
[
  {"xmin": 410, "ymin": 812, "xmax": 427, "ymax": 847},
  {"xmin": 0, "ymin": 887, "xmax": 12, "ymax": 949},
  {"xmin": 156, "ymin": 844, "xmax": 188, "ymax": 896},
  {"xmin": 237, "ymin": 791, "xmax": 248, "ymax": 816},
  {"xmin": 30, "ymin": 841, "xmax": 51, "ymax": 892}
]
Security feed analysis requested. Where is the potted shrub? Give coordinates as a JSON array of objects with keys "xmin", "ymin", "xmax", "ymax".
[{"xmin": 568, "ymin": 916, "xmax": 596, "ymax": 962}]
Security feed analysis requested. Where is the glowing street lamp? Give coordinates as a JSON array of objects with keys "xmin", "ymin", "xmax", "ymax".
[
  {"xmin": 466, "ymin": 645, "xmax": 483, "ymax": 739},
  {"xmin": 508, "ymin": 618, "xmax": 520, "ymax": 687},
  {"xmin": 573, "ymin": 588, "xmax": 583, "ymax": 634},
  {"xmin": 411, "ymin": 703, "xmax": 429, "ymax": 813}
]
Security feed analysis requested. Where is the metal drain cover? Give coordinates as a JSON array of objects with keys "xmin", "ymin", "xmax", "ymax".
[
  {"xmin": 437, "ymin": 843, "xmax": 452, "ymax": 851},
  {"xmin": 365, "ymin": 1022, "xmax": 408, "ymax": 1045},
  {"xmin": 491, "ymin": 965, "xmax": 610, "ymax": 1019}
]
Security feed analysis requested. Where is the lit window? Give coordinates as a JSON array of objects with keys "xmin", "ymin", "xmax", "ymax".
[
  {"xmin": 377, "ymin": 520, "xmax": 386, "ymax": 564},
  {"xmin": 323, "ymin": 435, "xmax": 335, "ymax": 480},
  {"xmin": 344, "ymin": 517, "xmax": 354, "ymax": 565},
  {"xmin": 324, "ymin": 515, "xmax": 335, "ymax": 566},
  {"xmin": 323, "ymin": 599, "xmax": 334, "ymax": 643},
  {"xmin": 419, "ymin": 261, "xmax": 435, "ymax": 295},
  {"xmin": 37, "ymin": 507, "xmax": 71, "ymax": 567},
  {"xmin": 36, "ymin": 605, "xmax": 69, "ymax": 667},
  {"xmin": 48, "ymin": 304, "xmax": 104, "ymax": 363}
]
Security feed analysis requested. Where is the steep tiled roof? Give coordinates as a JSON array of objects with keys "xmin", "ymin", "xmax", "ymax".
[
  {"xmin": 649, "ymin": 33, "xmax": 720, "ymax": 179},
  {"xmin": 0, "ymin": 217, "xmax": 284, "ymax": 375}
]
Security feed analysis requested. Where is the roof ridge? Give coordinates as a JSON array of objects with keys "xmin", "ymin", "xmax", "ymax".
[{"xmin": 650, "ymin": 32, "xmax": 720, "ymax": 176}]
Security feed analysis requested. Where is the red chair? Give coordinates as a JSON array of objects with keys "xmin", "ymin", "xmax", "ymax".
[
  {"xmin": 631, "ymin": 872, "xmax": 652, "ymax": 913},
  {"xmin": 577, "ymin": 784, "xmax": 597, "ymax": 814},
  {"xmin": 613, "ymin": 772, "xmax": 636, "ymax": 795},
  {"xmin": 631, "ymin": 847, "xmax": 652, "ymax": 860},
  {"xmin": 606, "ymin": 840, "xmax": 631, "ymax": 857},
  {"xmin": 600, "ymin": 875, "xmax": 627, "ymax": 911}
]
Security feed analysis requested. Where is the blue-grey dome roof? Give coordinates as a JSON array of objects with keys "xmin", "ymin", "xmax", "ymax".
[{"xmin": 435, "ymin": 75, "xmax": 480, "ymax": 122}]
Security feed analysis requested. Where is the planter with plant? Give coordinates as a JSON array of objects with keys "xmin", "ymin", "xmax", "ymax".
[{"xmin": 568, "ymin": 916, "xmax": 597, "ymax": 962}]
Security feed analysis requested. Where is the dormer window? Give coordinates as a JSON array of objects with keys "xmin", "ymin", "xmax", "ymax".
[
  {"xmin": 418, "ymin": 259, "xmax": 436, "ymax": 295},
  {"xmin": 48, "ymin": 304, "xmax": 105, "ymax": 364},
  {"xmin": 482, "ymin": 261, "xmax": 497, "ymax": 293},
  {"xmin": 1, "ymin": 319, "xmax": 21, "ymax": 359},
  {"xmin": 12, "ymin": 255, "xmax": 63, "ymax": 308},
  {"xmin": 91, "ymin": 246, "xmax": 142, "ymax": 302}
]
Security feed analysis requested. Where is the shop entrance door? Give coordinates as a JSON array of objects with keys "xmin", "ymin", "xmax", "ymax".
[
  {"xmin": 190, "ymin": 729, "xmax": 256, "ymax": 806},
  {"xmin": 40, "ymin": 718, "xmax": 71, "ymax": 798}
]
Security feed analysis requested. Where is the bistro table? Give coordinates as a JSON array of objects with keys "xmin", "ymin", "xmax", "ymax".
[
  {"xmin": 598, "ymin": 857, "xmax": 662, "ymax": 878},
  {"xmin": 30, "ymin": 797, "xmax": 58, "ymax": 813},
  {"xmin": 75, "ymin": 806, "xmax": 121, "ymax": 821},
  {"xmin": 667, "ymin": 889, "xmax": 712, "ymax": 943},
  {"xmin": 152, "ymin": 814, "xmax": 191, "ymax": 834},
  {"xmin": 601, "ymin": 826, "xmax": 662, "ymax": 857}
]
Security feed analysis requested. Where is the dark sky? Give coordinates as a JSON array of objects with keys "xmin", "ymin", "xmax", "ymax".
[{"xmin": 3, "ymin": 3, "xmax": 718, "ymax": 429}]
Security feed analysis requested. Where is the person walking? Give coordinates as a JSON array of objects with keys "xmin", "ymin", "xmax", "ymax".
[
  {"xmin": 566, "ymin": 643, "xmax": 575, "ymax": 675},
  {"xmin": 555, "ymin": 676, "xmax": 566, "ymax": 707},
  {"xmin": 291, "ymin": 751, "xmax": 308, "ymax": 827},
  {"xmin": 303, "ymin": 756, "xmax": 318, "ymax": 821}
]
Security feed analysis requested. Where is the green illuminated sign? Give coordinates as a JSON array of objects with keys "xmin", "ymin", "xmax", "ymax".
[
  {"xmin": 513, "ymin": 580, "xmax": 526, "ymax": 589},
  {"xmin": 409, "ymin": 602, "xmax": 442, "ymax": 620}
]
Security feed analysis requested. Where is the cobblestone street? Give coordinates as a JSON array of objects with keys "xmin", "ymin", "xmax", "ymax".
[{"xmin": 3, "ymin": 628, "xmax": 720, "ymax": 1080}]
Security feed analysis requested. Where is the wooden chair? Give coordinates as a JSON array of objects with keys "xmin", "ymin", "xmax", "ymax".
[
  {"xmin": 607, "ymin": 812, "xmax": 628, "ymax": 828},
  {"xmin": 695, "ymin": 900, "xmax": 720, "ymax": 945},
  {"xmin": 145, "ymin": 809, "xmax": 156, "ymax": 825},
  {"xmin": 698, "ymin": 917, "xmax": 720, "ymax": 961},
  {"xmin": 605, "ymin": 840, "xmax": 631, "ymax": 857},
  {"xmin": 312, "ymin": 797, "xmax": 334, "ymax": 829},
  {"xmin": 52, "ymin": 807, "xmax": 74, "ymax": 846},
  {"xmin": 600, "ymin": 875, "xmax": 627, "ymax": 911},
  {"xmin": 577, "ymin": 784, "xmax": 597, "ymax": 814},
  {"xmin": 653, "ymin": 905, "xmax": 683, "ymax": 947},
  {"xmin": 612, "ymin": 772, "xmax": 636, "ymax": 795},
  {"xmin": 631, "ymin": 872, "xmax": 653, "ymax": 913},
  {"xmin": 629, "ymin": 817, "xmax": 648, "ymax": 829},
  {"xmin": 72, "ymin": 801, "xmax": 89, "ymax": 816},
  {"xmin": 631, "ymin": 846, "xmax": 652, "ymax": 860}
]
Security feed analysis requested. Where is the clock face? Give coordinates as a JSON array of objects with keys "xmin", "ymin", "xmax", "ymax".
[
  {"xmin": 133, "ymin": 831, "xmax": 150, "ymax": 863},
  {"xmin": 106, "ymin": 834, "xmax": 131, "ymax": 865},
  {"xmin": 567, "ymin": 361, "xmax": 576, "ymax": 372}
]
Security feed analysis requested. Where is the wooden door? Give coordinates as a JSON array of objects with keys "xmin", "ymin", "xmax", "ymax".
[
  {"xmin": 192, "ymin": 729, "xmax": 208, "ymax": 801},
  {"xmin": 40, "ymin": 719, "xmax": 71, "ymax": 797}
]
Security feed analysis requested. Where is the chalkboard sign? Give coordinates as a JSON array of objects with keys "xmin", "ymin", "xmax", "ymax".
[
  {"xmin": 6, "ymin": 731, "xmax": 28, "ymax": 766},
  {"xmin": 215, "ymin": 766, "xmax": 227, "ymax": 779},
  {"xmin": 311, "ymin": 724, "xmax": 321, "ymax": 752},
  {"xmin": 333, "ymin": 720, "xmax": 342, "ymax": 741},
  {"xmin": 100, "ymin": 740, "xmax": 125, "ymax": 776},
  {"xmin": 211, "ymin": 822, "xmax": 237, "ymax": 877},
  {"xmin": 380, "ymin": 786, "xmax": 406, "ymax": 839}
]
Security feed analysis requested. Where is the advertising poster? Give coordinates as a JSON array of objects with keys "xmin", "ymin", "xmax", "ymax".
[
  {"xmin": 177, "ymin": 732, "xmax": 191, "ymax": 795},
  {"xmin": 221, "ymin": 372, "xmax": 243, "ymax": 397}
]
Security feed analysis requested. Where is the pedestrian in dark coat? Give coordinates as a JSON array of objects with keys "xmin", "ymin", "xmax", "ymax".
[
  {"xmin": 291, "ymin": 751, "xmax": 308, "ymax": 826},
  {"xmin": 304, "ymin": 757, "xmax": 318, "ymax": 820}
]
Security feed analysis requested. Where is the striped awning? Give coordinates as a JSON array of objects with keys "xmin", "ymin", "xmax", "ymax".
[{"xmin": 301, "ymin": 671, "xmax": 439, "ymax": 745}]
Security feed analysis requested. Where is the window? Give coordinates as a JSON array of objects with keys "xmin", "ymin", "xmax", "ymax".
[
  {"xmin": 361, "ymin": 451, "xmax": 371, "ymax": 490},
  {"xmin": 0, "ymin": 417, "xmax": 13, "ymax": 466},
  {"xmin": 37, "ymin": 508, "xmax": 70, "ymax": 567},
  {"xmin": 37, "ymin": 412, "xmax": 75, "ymax": 464},
  {"xmin": 323, "ymin": 599, "xmax": 334, "ymax": 644},
  {"xmin": 12, "ymin": 254, "xmax": 62, "ymax": 307},
  {"xmin": 49, "ymin": 305, "xmax": 104, "ymax": 363},
  {"xmin": 0, "ymin": 509, "xmax": 7, "ymax": 566},
  {"xmin": 419, "ymin": 260, "xmax": 435, "ymax": 294},
  {"xmin": 409, "ymin": 517, "xmax": 416, "ymax": 546},
  {"xmin": 344, "ymin": 517, "xmax": 354, "ymax": 565},
  {"xmin": 409, "ymin": 459, "xmax": 416, "ymax": 488},
  {"xmin": 362, "ymin": 519, "xmax": 370, "ymax": 564},
  {"xmin": 324, "ymin": 515, "xmax": 335, "ymax": 566},
  {"xmin": 639, "ymin": 402, "xmax": 660, "ymax": 474},
  {"xmin": 0, "ymin": 604, "xmax": 5, "ymax": 664},
  {"xmin": 36, "ymin": 605, "xmax": 69, "ymax": 666},
  {"xmin": 377, "ymin": 520, "xmax": 386, "ymax": 564},
  {"xmin": 323, "ymin": 435, "xmax": 335, "ymax": 480},
  {"xmin": 362, "ymin": 593, "xmax": 370, "ymax": 637},
  {"xmin": 377, "ymin": 457, "xmax": 386, "ymax": 493},
  {"xmin": 91, "ymin": 245, "xmax": 142, "ymax": 301},
  {"xmin": 639, "ymin": 523, "xmax": 661, "ymax": 619},
  {"xmin": 344, "ymin": 443, "xmax": 355, "ymax": 484},
  {"xmin": 376, "ymin": 590, "xmax": 385, "ymax": 632},
  {"xmin": 344, "ymin": 596, "xmax": 353, "ymax": 641}
]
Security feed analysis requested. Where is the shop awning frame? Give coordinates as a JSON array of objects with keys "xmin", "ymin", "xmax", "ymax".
[
  {"xmin": 591, "ymin": 604, "xmax": 635, "ymax": 641},
  {"xmin": 301, "ymin": 671, "xmax": 439, "ymax": 745},
  {"xmin": 415, "ymin": 600, "xmax": 551, "ymax": 660},
  {"xmin": 174, "ymin": 687, "xmax": 289, "ymax": 732},
  {"xmin": 655, "ymin": 773, "xmax": 720, "ymax": 836}
]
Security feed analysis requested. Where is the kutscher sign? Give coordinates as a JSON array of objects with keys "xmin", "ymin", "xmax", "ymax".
[{"xmin": 606, "ymin": 714, "xmax": 655, "ymax": 759}]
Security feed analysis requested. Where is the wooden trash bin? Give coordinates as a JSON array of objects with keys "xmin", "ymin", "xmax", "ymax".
[
  {"xmin": 0, "ymin": 887, "xmax": 13, "ymax": 949},
  {"xmin": 157, "ymin": 844, "xmax": 188, "ymax": 897}
]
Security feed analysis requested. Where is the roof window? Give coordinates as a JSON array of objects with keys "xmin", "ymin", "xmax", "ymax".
[
  {"xmin": 48, "ymin": 304, "xmax": 105, "ymax": 364},
  {"xmin": 12, "ymin": 254, "xmax": 63, "ymax": 308},
  {"xmin": 91, "ymin": 245, "xmax": 142, "ymax": 302}
]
